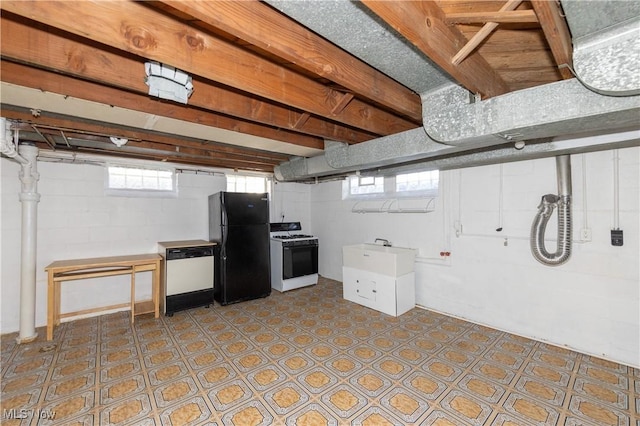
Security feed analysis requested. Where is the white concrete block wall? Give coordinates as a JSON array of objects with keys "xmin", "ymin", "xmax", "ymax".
[
  {"xmin": 270, "ymin": 181, "xmax": 312, "ymax": 232},
  {"xmin": 2, "ymin": 144, "xmax": 637, "ymax": 367},
  {"xmin": 1, "ymin": 160, "xmax": 227, "ymax": 333},
  {"xmin": 310, "ymin": 146, "xmax": 639, "ymax": 367}
]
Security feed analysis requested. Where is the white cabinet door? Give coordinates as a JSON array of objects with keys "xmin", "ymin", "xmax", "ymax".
[
  {"xmin": 343, "ymin": 267, "xmax": 414, "ymax": 316},
  {"xmin": 357, "ymin": 276, "xmax": 377, "ymax": 302},
  {"xmin": 343, "ymin": 267, "xmax": 376, "ymax": 310}
]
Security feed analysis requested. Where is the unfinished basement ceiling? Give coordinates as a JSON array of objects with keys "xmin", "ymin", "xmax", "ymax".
[{"xmin": 1, "ymin": 1, "xmax": 639, "ymax": 177}]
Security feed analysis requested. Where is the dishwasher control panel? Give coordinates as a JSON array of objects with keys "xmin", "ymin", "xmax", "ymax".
[{"xmin": 166, "ymin": 246, "xmax": 214, "ymax": 260}]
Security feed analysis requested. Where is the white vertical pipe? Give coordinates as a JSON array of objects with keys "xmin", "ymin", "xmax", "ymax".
[
  {"xmin": 17, "ymin": 143, "xmax": 40, "ymax": 343},
  {"xmin": 497, "ymin": 164, "xmax": 504, "ymax": 230},
  {"xmin": 581, "ymin": 154, "xmax": 589, "ymax": 229},
  {"xmin": 613, "ymin": 149, "xmax": 620, "ymax": 230}
]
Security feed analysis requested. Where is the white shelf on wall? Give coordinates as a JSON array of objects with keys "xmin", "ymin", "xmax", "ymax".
[{"xmin": 352, "ymin": 198, "xmax": 436, "ymax": 214}]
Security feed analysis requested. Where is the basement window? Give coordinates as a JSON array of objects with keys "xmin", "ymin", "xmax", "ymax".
[
  {"xmin": 227, "ymin": 174, "xmax": 272, "ymax": 195},
  {"xmin": 346, "ymin": 176, "xmax": 385, "ymax": 196},
  {"xmin": 106, "ymin": 165, "xmax": 176, "ymax": 197},
  {"xmin": 396, "ymin": 170, "xmax": 439, "ymax": 196},
  {"xmin": 343, "ymin": 170, "xmax": 439, "ymax": 201}
]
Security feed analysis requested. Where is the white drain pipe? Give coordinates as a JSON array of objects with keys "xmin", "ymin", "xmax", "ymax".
[
  {"xmin": 17, "ymin": 143, "xmax": 40, "ymax": 342},
  {"xmin": 0, "ymin": 118, "xmax": 28, "ymax": 164},
  {"xmin": 2, "ymin": 118, "xmax": 41, "ymax": 343}
]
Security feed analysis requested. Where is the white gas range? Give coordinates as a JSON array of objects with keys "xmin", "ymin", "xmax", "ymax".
[{"xmin": 270, "ymin": 222, "xmax": 318, "ymax": 292}]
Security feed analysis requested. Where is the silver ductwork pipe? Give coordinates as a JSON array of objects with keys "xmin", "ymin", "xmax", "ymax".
[{"xmin": 530, "ymin": 155, "xmax": 572, "ymax": 266}]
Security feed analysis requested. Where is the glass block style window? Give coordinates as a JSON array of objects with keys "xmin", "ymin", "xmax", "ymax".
[
  {"xmin": 348, "ymin": 176, "xmax": 385, "ymax": 196},
  {"xmin": 343, "ymin": 169, "xmax": 439, "ymax": 200},
  {"xmin": 227, "ymin": 174, "xmax": 271, "ymax": 194},
  {"xmin": 107, "ymin": 166, "xmax": 175, "ymax": 192},
  {"xmin": 395, "ymin": 170, "xmax": 439, "ymax": 195}
]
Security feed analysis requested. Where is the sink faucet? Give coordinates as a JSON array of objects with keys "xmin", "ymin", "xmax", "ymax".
[{"xmin": 375, "ymin": 238, "xmax": 391, "ymax": 247}]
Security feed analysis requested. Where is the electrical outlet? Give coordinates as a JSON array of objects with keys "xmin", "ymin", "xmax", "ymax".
[{"xmin": 580, "ymin": 228, "xmax": 592, "ymax": 242}]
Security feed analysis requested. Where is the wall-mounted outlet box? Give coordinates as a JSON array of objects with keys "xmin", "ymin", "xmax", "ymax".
[{"xmin": 611, "ymin": 229, "xmax": 623, "ymax": 246}]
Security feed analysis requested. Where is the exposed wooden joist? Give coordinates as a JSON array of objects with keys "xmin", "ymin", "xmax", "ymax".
[
  {"xmin": 530, "ymin": 0, "xmax": 574, "ymax": 79},
  {"xmin": 291, "ymin": 113, "xmax": 311, "ymax": 130},
  {"xmin": 451, "ymin": 0, "xmax": 524, "ymax": 66},
  {"xmin": 2, "ymin": 107, "xmax": 291, "ymax": 162},
  {"xmin": 0, "ymin": 0, "xmax": 417, "ymax": 136},
  {"xmin": 445, "ymin": 10, "xmax": 538, "ymax": 24},
  {"xmin": 456, "ymin": 28, "xmax": 549, "ymax": 53},
  {"xmin": 2, "ymin": 108, "xmax": 288, "ymax": 171},
  {"xmin": 157, "ymin": 0, "xmax": 422, "ymax": 122},
  {"xmin": 499, "ymin": 68, "xmax": 564, "ymax": 84},
  {"xmin": 482, "ymin": 50, "xmax": 559, "ymax": 71},
  {"xmin": 330, "ymin": 93, "xmax": 355, "ymax": 116},
  {"xmin": 28, "ymin": 129, "xmax": 282, "ymax": 168},
  {"xmin": 0, "ymin": 15, "xmax": 373, "ymax": 146},
  {"xmin": 1, "ymin": 60, "xmax": 325, "ymax": 151},
  {"xmin": 360, "ymin": 0, "xmax": 510, "ymax": 98}
]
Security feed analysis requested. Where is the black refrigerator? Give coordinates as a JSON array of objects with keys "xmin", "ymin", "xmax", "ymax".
[{"xmin": 208, "ymin": 192, "xmax": 271, "ymax": 305}]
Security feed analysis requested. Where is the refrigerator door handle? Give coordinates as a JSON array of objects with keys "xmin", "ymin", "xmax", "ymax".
[
  {"xmin": 221, "ymin": 196, "xmax": 227, "ymax": 228},
  {"xmin": 221, "ymin": 195, "xmax": 228, "ymax": 258}
]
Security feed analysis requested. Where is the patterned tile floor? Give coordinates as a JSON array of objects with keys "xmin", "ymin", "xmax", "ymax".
[{"xmin": 1, "ymin": 277, "xmax": 638, "ymax": 425}]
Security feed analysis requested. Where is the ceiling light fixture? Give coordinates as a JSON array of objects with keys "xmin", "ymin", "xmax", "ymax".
[
  {"xmin": 144, "ymin": 61, "xmax": 194, "ymax": 104},
  {"xmin": 110, "ymin": 137, "xmax": 128, "ymax": 147}
]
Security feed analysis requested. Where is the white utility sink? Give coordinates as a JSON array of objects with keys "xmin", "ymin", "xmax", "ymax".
[{"xmin": 343, "ymin": 244, "xmax": 416, "ymax": 277}]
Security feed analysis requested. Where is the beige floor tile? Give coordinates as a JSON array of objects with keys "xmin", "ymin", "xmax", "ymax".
[{"xmin": 1, "ymin": 277, "xmax": 638, "ymax": 425}]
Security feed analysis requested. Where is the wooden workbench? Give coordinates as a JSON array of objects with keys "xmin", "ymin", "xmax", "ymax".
[{"xmin": 45, "ymin": 253, "xmax": 162, "ymax": 341}]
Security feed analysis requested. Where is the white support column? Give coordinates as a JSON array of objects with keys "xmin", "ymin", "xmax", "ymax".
[{"xmin": 17, "ymin": 143, "xmax": 40, "ymax": 343}]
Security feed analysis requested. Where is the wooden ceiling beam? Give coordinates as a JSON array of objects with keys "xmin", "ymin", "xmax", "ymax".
[
  {"xmin": 156, "ymin": 0, "xmax": 422, "ymax": 122},
  {"xmin": 35, "ymin": 130, "xmax": 284, "ymax": 166},
  {"xmin": 0, "ymin": 0, "xmax": 417, "ymax": 136},
  {"xmin": 451, "ymin": 0, "xmax": 524, "ymax": 66},
  {"xmin": 360, "ymin": 0, "xmax": 510, "ymax": 98},
  {"xmin": 2, "ymin": 107, "xmax": 290, "ymax": 164},
  {"xmin": 445, "ymin": 10, "xmax": 538, "ymax": 24},
  {"xmin": 530, "ymin": 0, "xmax": 574, "ymax": 79},
  {"xmin": 0, "ymin": 16, "xmax": 371, "ymax": 146},
  {"xmin": 21, "ymin": 127, "xmax": 282, "ymax": 167},
  {"xmin": 1, "ymin": 59, "xmax": 324, "ymax": 151},
  {"xmin": 45, "ymin": 143, "xmax": 276, "ymax": 172}
]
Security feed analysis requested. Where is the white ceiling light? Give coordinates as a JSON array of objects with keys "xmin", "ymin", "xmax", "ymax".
[
  {"xmin": 144, "ymin": 61, "xmax": 194, "ymax": 104},
  {"xmin": 109, "ymin": 137, "xmax": 128, "ymax": 147}
]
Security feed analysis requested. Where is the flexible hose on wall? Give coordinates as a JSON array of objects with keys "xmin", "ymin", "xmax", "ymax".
[{"xmin": 530, "ymin": 156, "xmax": 572, "ymax": 266}]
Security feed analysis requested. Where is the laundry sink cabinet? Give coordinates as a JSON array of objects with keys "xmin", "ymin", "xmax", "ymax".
[{"xmin": 342, "ymin": 244, "xmax": 416, "ymax": 317}]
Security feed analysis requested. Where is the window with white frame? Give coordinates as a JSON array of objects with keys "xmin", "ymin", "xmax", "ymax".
[
  {"xmin": 106, "ymin": 165, "xmax": 176, "ymax": 196},
  {"xmin": 227, "ymin": 174, "xmax": 271, "ymax": 195},
  {"xmin": 347, "ymin": 175, "xmax": 385, "ymax": 196},
  {"xmin": 343, "ymin": 169, "xmax": 439, "ymax": 199},
  {"xmin": 396, "ymin": 170, "xmax": 439, "ymax": 196}
]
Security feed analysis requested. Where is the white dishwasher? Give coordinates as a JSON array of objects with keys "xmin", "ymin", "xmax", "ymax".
[{"xmin": 158, "ymin": 240, "xmax": 215, "ymax": 316}]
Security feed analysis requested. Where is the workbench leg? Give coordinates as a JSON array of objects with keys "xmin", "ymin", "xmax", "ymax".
[
  {"xmin": 130, "ymin": 271, "xmax": 135, "ymax": 324},
  {"xmin": 55, "ymin": 281, "xmax": 61, "ymax": 326},
  {"xmin": 153, "ymin": 261, "xmax": 160, "ymax": 318},
  {"xmin": 47, "ymin": 271, "xmax": 54, "ymax": 341}
]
